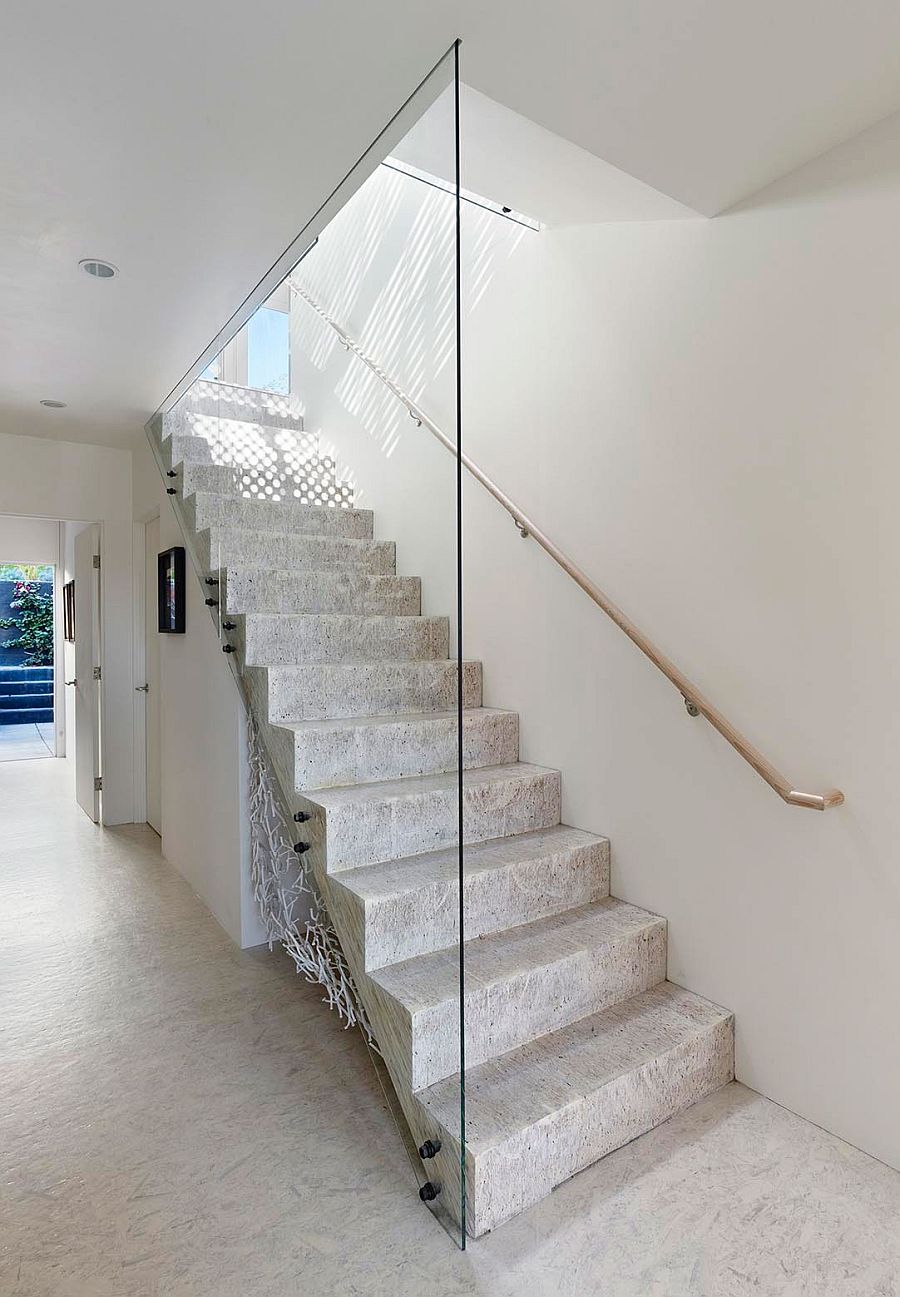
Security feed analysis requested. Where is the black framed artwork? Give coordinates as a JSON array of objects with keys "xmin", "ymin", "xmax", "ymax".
[
  {"xmin": 63, "ymin": 579, "xmax": 76, "ymax": 642},
  {"xmin": 157, "ymin": 546, "xmax": 186, "ymax": 633}
]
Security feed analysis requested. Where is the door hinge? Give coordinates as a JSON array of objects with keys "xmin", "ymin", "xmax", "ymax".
[
  {"xmin": 94, "ymin": 776, "xmax": 103, "ymax": 792},
  {"xmin": 93, "ymin": 666, "xmax": 102, "ymax": 681},
  {"xmin": 92, "ymin": 553, "xmax": 101, "ymax": 569}
]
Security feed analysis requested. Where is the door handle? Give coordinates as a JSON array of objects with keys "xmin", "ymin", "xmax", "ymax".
[
  {"xmin": 65, "ymin": 679, "xmax": 77, "ymax": 686},
  {"xmin": 135, "ymin": 684, "xmax": 150, "ymax": 693}
]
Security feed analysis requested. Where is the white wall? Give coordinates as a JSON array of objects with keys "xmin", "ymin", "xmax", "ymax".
[
  {"xmin": 290, "ymin": 111, "xmax": 900, "ymax": 1173},
  {"xmin": 0, "ymin": 515, "xmax": 59, "ymax": 564},
  {"xmin": 133, "ymin": 438, "xmax": 263, "ymax": 948}
]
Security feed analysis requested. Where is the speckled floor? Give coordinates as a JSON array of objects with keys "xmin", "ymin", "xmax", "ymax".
[
  {"xmin": 2, "ymin": 758, "xmax": 899, "ymax": 1297},
  {"xmin": 0, "ymin": 723, "xmax": 54, "ymax": 762}
]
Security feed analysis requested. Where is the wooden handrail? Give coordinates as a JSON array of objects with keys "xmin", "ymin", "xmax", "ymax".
[{"xmin": 291, "ymin": 280, "xmax": 844, "ymax": 812}]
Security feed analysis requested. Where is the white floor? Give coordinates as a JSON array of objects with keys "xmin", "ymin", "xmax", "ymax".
[
  {"xmin": 2, "ymin": 758, "xmax": 899, "ymax": 1297},
  {"xmin": 0, "ymin": 721, "xmax": 54, "ymax": 761}
]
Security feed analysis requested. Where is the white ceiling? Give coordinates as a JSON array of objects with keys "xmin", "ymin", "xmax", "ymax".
[
  {"xmin": 4, "ymin": 0, "xmax": 900, "ymax": 448},
  {"xmin": 393, "ymin": 86, "xmax": 696, "ymax": 227}
]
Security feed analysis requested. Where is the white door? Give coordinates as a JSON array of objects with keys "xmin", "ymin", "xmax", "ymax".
[
  {"xmin": 144, "ymin": 517, "xmax": 162, "ymax": 834},
  {"xmin": 74, "ymin": 524, "xmax": 101, "ymax": 822}
]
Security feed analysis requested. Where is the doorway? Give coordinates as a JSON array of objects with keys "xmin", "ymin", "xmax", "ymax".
[{"xmin": 0, "ymin": 559, "xmax": 55, "ymax": 761}]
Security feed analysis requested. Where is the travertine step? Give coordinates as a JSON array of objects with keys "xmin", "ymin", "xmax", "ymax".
[
  {"xmin": 245, "ymin": 660, "xmax": 482, "ymax": 723},
  {"xmin": 186, "ymin": 491, "xmax": 373, "ymax": 540},
  {"xmin": 306, "ymin": 762, "xmax": 561, "ymax": 871},
  {"xmin": 371, "ymin": 899, "xmax": 666, "ymax": 1090},
  {"xmin": 174, "ymin": 381, "xmax": 304, "ymax": 430},
  {"xmin": 224, "ymin": 567, "xmax": 421, "ymax": 616},
  {"xmin": 235, "ymin": 611, "xmax": 449, "ymax": 667},
  {"xmin": 177, "ymin": 460, "xmax": 350, "ymax": 506},
  {"xmin": 163, "ymin": 414, "xmax": 315, "ymax": 461},
  {"xmin": 164, "ymin": 430, "xmax": 319, "ymax": 472},
  {"xmin": 277, "ymin": 707, "xmax": 518, "ymax": 790},
  {"xmin": 197, "ymin": 526, "xmax": 395, "ymax": 575},
  {"xmin": 416, "ymin": 981, "xmax": 734, "ymax": 1237},
  {"xmin": 331, "ymin": 825, "xmax": 610, "ymax": 970}
]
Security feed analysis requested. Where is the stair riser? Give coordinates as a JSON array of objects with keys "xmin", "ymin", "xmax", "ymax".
[
  {"xmin": 178, "ymin": 461, "xmax": 351, "ymax": 507},
  {"xmin": 248, "ymin": 661, "xmax": 482, "ymax": 723},
  {"xmin": 319, "ymin": 769, "xmax": 561, "ymax": 872},
  {"xmin": 223, "ymin": 570, "xmax": 420, "ymax": 617},
  {"xmin": 237, "ymin": 614, "xmax": 449, "ymax": 668},
  {"xmin": 164, "ymin": 432, "xmax": 325, "ymax": 481},
  {"xmin": 186, "ymin": 492, "xmax": 373, "ymax": 540},
  {"xmin": 197, "ymin": 530, "xmax": 396, "ymax": 576},
  {"xmin": 0, "ymin": 669, "xmax": 53, "ymax": 683},
  {"xmin": 396, "ymin": 921, "xmax": 667, "ymax": 1091},
  {"xmin": 474, "ymin": 1018, "xmax": 733, "ymax": 1234},
  {"xmin": 291, "ymin": 710, "xmax": 518, "ymax": 790},
  {"xmin": 0, "ymin": 710, "xmax": 53, "ymax": 725},
  {"xmin": 0, "ymin": 693, "xmax": 53, "ymax": 708},
  {"xmin": 169, "ymin": 384, "xmax": 304, "ymax": 430},
  {"xmin": 341, "ymin": 838, "xmax": 611, "ymax": 971}
]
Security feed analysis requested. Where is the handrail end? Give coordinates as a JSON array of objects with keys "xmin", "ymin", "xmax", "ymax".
[{"xmin": 786, "ymin": 788, "xmax": 845, "ymax": 811}]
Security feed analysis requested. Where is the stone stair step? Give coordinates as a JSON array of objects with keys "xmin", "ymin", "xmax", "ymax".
[
  {"xmin": 172, "ymin": 380, "xmax": 304, "ymax": 430},
  {"xmin": 235, "ymin": 612, "xmax": 449, "ymax": 667},
  {"xmin": 371, "ymin": 899, "xmax": 666, "ymax": 1091},
  {"xmin": 197, "ymin": 526, "xmax": 395, "ymax": 575},
  {"xmin": 0, "ymin": 692, "xmax": 53, "ymax": 709},
  {"xmin": 223, "ymin": 567, "xmax": 420, "ymax": 617},
  {"xmin": 245, "ymin": 660, "xmax": 482, "ymax": 723},
  {"xmin": 162, "ymin": 412, "xmax": 315, "ymax": 457},
  {"xmin": 279, "ymin": 707, "xmax": 518, "ymax": 790},
  {"xmin": 185, "ymin": 491, "xmax": 373, "ymax": 540},
  {"xmin": 0, "ymin": 666, "xmax": 53, "ymax": 682},
  {"xmin": 0, "ymin": 708, "xmax": 53, "ymax": 725},
  {"xmin": 176, "ymin": 460, "xmax": 353, "ymax": 508},
  {"xmin": 416, "ymin": 981, "xmax": 734, "ymax": 1237},
  {"xmin": 331, "ymin": 825, "xmax": 610, "ymax": 970},
  {"xmin": 305, "ymin": 762, "xmax": 561, "ymax": 872}
]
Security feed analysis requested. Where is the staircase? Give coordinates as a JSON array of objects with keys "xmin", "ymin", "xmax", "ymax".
[
  {"xmin": 0, "ymin": 666, "xmax": 53, "ymax": 725},
  {"xmin": 154, "ymin": 379, "xmax": 734, "ymax": 1238}
]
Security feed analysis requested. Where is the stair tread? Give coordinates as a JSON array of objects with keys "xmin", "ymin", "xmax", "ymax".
[
  {"xmin": 418, "ymin": 981, "xmax": 732, "ymax": 1151},
  {"xmin": 264, "ymin": 657, "xmax": 481, "ymax": 675},
  {"xmin": 206, "ymin": 525, "xmax": 385, "ymax": 549},
  {"xmin": 306, "ymin": 761, "xmax": 556, "ymax": 808},
  {"xmin": 336, "ymin": 824, "xmax": 608, "ymax": 902},
  {"xmin": 225, "ymin": 563, "xmax": 412, "ymax": 581},
  {"xmin": 242, "ymin": 611, "xmax": 443, "ymax": 624},
  {"xmin": 278, "ymin": 706, "xmax": 514, "ymax": 736},
  {"xmin": 372, "ymin": 898, "xmax": 663, "ymax": 1010},
  {"xmin": 191, "ymin": 491, "xmax": 372, "ymax": 532}
]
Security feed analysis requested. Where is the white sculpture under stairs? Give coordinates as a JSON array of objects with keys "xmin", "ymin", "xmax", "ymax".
[{"xmin": 155, "ymin": 379, "xmax": 733, "ymax": 1238}]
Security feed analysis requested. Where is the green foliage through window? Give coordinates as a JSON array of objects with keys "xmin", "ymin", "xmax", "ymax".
[{"xmin": 0, "ymin": 581, "xmax": 54, "ymax": 665}]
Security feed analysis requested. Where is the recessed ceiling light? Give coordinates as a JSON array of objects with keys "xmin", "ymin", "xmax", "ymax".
[
  {"xmin": 40, "ymin": 399, "xmax": 67, "ymax": 409},
  {"xmin": 79, "ymin": 258, "xmax": 118, "ymax": 279}
]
